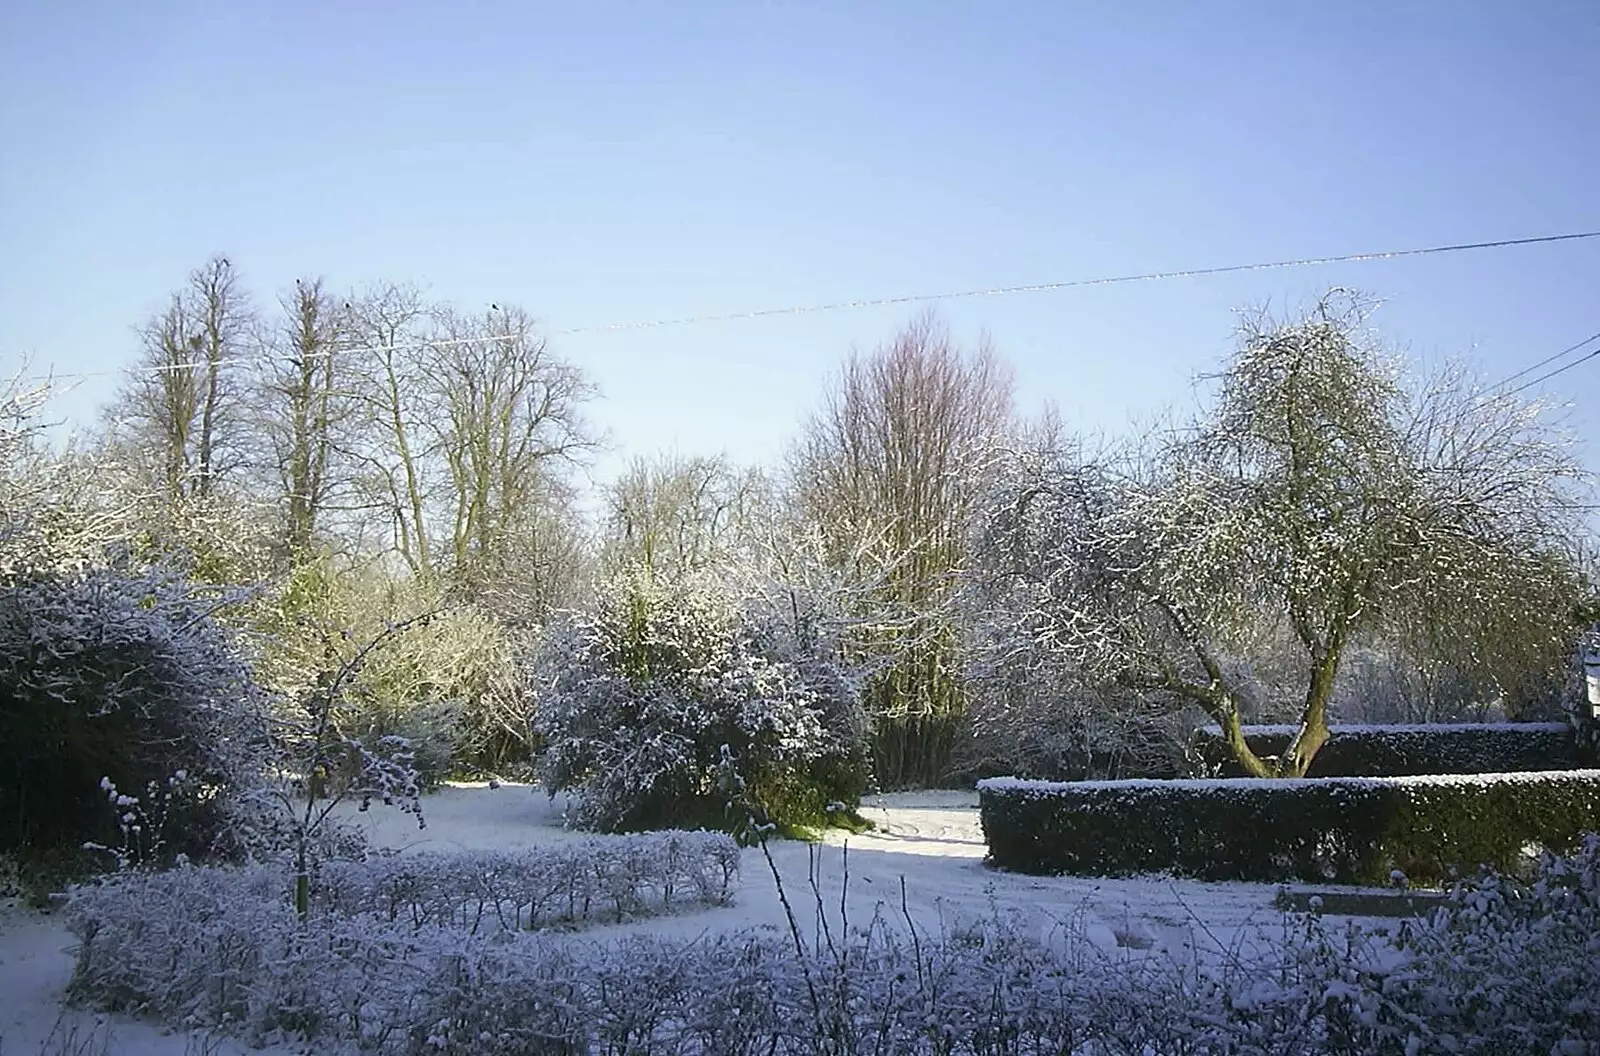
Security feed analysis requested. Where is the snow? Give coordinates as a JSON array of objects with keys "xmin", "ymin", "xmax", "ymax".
[
  {"xmin": 0, "ymin": 784, "xmax": 1394, "ymax": 1055},
  {"xmin": 1198, "ymin": 721, "xmax": 1572, "ymax": 736},
  {"xmin": 979, "ymin": 768, "xmax": 1600, "ymax": 795}
]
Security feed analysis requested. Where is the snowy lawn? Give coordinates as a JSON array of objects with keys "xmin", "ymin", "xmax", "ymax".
[{"xmin": 0, "ymin": 785, "xmax": 1389, "ymax": 1055}]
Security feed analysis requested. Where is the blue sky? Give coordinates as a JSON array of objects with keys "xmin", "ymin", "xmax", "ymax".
[{"xmin": 2, "ymin": 1, "xmax": 1597, "ymax": 496}]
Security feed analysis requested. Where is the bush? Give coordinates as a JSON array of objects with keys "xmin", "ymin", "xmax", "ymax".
[
  {"xmin": 1191, "ymin": 721, "xmax": 1582, "ymax": 777},
  {"xmin": 316, "ymin": 830, "xmax": 740, "ymax": 929},
  {"xmin": 63, "ymin": 839, "xmax": 1600, "ymax": 1055},
  {"xmin": 260, "ymin": 560, "xmax": 527, "ymax": 789},
  {"xmin": 0, "ymin": 561, "xmax": 265, "ymax": 866},
  {"xmin": 978, "ymin": 770, "xmax": 1600, "ymax": 884},
  {"xmin": 951, "ymin": 683, "xmax": 1187, "ymax": 784},
  {"xmin": 533, "ymin": 572, "xmax": 868, "ymax": 837}
]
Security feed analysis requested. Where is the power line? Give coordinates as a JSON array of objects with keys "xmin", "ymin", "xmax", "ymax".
[
  {"xmin": 547, "ymin": 229, "xmax": 1600, "ymax": 335},
  {"xmin": 1486, "ymin": 328, "xmax": 1600, "ymax": 393},
  {"xmin": 17, "ymin": 227, "xmax": 1600, "ymax": 386},
  {"xmin": 1500, "ymin": 335, "xmax": 1600, "ymax": 398}
]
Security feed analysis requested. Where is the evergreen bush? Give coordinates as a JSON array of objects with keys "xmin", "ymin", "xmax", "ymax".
[{"xmin": 0, "ymin": 561, "xmax": 264, "ymax": 866}]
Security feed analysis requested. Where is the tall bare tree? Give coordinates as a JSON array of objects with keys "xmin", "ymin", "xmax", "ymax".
[
  {"xmin": 342, "ymin": 292, "xmax": 598, "ymax": 613},
  {"xmin": 111, "ymin": 255, "xmax": 251, "ymax": 500},
  {"xmin": 428, "ymin": 304, "xmax": 597, "ymax": 588},
  {"xmin": 254, "ymin": 277, "xmax": 352, "ymax": 558},
  {"xmin": 791, "ymin": 310, "xmax": 1014, "ymax": 787},
  {"xmin": 970, "ymin": 292, "xmax": 1589, "ymax": 778},
  {"xmin": 344, "ymin": 284, "xmax": 436, "ymax": 575}
]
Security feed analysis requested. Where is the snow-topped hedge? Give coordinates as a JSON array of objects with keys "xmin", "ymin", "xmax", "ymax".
[
  {"xmin": 1192, "ymin": 721, "xmax": 1583, "ymax": 778},
  {"xmin": 316, "ymin": 830, "xmax": 739, "ymax": 930},
  {"xmin": 63, "ymin": 838, "xmax": 1600, "ymax": 1054},
  {"xmin": 71, "ymin": 829, "xmax": 738, "ymax": 963},
  {"xmin": 978, "ymin": 770, "xmax": 1600, "ymax": 884}
]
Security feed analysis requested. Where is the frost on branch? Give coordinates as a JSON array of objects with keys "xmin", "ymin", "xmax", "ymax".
[
  {"xmin": 966, "ymin": 292, "xmax": 1590, "ymax": 779},
  {"xmin": 532, "ymin": 569, "xmax": 866, "ymax": 836}
]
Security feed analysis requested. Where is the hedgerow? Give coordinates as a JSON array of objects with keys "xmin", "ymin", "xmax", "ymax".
[
  {"xmin": 315, "ymin": 830, "xmax": 740, "ymax": 930},
  {"xmin": 1191, "ymin": 721, "xmax": 1582, "ymax": 777},
  {"xmin": 978, "ymin": 770, "xmax": 1600, "ymax": 884},
  {"xmin": 62, "ymin": 837, "xmax": 1600, "ymax": 1055}
]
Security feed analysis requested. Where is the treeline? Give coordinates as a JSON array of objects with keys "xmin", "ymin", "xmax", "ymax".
[{"xmin": 4, "ymin": 261, "xmax": 1594, "ymax": 836}]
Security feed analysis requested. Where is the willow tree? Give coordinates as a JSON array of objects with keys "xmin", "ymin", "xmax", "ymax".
[{"xmin": 972, "ymin": 293, "xmax": 1588, "ymax": 778}]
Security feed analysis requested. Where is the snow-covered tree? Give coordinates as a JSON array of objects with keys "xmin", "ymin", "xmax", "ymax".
[{"xmin": 969, "ymin": 293, "xmax": 1589, "ymax": 777}]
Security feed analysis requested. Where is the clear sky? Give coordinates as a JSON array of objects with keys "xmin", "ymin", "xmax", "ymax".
[{"xmin": 2, "ymin": 1, "xmax": 1597, "ymax": 496}]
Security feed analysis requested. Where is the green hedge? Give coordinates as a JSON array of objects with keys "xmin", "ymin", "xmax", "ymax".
[
  {"xmin": 978, "ymin": 770, "xmax": 1600, "ymax": 885},
  {"xmin": 1192, "ymin": 722, "xmax": 1581, "ymax": 778}
]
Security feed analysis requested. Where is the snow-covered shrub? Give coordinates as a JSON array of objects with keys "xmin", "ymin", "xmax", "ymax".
[
  {"xmin": 1365, "ymin": 834, "xmax": 1600, "ymax": 1050},
  {"xmin": 0, "ymin": 559, "xmax": 266, "ymax": 866},
  {"xmin": 65, "ymin": 841, "xmax": 1600, "ymax": 1055},
  {"xmin": 1192, "ymin": 720, "xmax": 1582, "ymax": 777},
  {"xmin": 979, "ymin": 770, "xmax": 1600, "ymax": 884},
  {"xmin": 534, "ymin": 571, "xmax": 867, "ymax": 836},
  {"xmin": 316, "ymin": 831, "xmax": 739, "ymax": 929}
]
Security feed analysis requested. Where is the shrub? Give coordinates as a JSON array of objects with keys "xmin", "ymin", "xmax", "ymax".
[
  {"xmin": 259, "ymin": 559, "xmax": 526, "ymax": 789},
  {"xmin": 0, "ymin": 560, "xmax": 265, "ymax": 866},
  {"xmin": 1191, "ymin": 720, "xmax": 1581, "ymax": 777},
  {"xmin": 978, "ymin": 770, "xmax": 1600, "ymax": 884},
  {"xmin": 533, "ymin": 572, "xmax": 867, "ymax": 837}
]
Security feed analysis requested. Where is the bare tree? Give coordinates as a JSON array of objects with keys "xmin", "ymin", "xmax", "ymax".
[
  {"xmin": 427, "ymin": 304, "xmax": 598, "ymax": 590},
  {"xmin": 110, "ymin": 256, "xmax": 251, "ymax": 500},
  {"xmin": 970, "ymin": 292, "xmax": 1589, "ymax": 778},
  {"xmin": 791, "ymin": 310, "xmax": 1014, "ymax": 787},
  {"xmin": 602, "ymin": 453, "xmax": 769, "ymax": 581},
  {"xmin": 253, "ymin": 277, "xmax": 352, "ymax": 558},
  {"xmin": 344, "ymin": 284, "xmax": 437, "ymax": 575},
  {"xmin": 340, "ymin": 292, "xmax": 598, "ymax": 615}
]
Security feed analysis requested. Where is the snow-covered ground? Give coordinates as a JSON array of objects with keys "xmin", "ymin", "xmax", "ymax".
[{"xmin": 0, "ymin": 786, "xmax": 1383, "ymax": 1055}]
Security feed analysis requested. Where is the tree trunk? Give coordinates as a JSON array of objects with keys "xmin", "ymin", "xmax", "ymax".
[
  {"xmin": 1278, "ymin": 649, "xmax": 1339, "ymax": 777},
  {"xmin": 1215, "ymin": 697, "xmax": 1274, "ymax": 778}
]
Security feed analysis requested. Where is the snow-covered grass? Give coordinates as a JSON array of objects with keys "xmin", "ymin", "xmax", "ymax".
[
  {"xmin": 6, "ymin": 785, "xmax": 1598, "ymax": 1053},
  {"xmin": 338, "ymin": 785, "xmax": 1311, "ymax": 956}
]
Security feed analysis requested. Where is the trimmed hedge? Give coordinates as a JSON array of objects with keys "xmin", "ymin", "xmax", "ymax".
[
  {"xmin": 978, "ymin": 770, "xmax": 1600, "ymax": 885},
  {"xmin": 1191, "ymin": 721, "xmax": 1582, "ymax": 777}
]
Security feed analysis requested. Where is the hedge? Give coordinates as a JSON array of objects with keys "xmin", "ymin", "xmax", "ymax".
[
  {"xmin": 1191, "ymin": 721, "xmax": 1582, "ymax": 777},
  {"xmin": 316, "ymin": 830, "xmax": 740, "ymax": 930},
  {"xmin": 978, "ymin": 769, "xmax": 1600, "ymax": 885}
]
